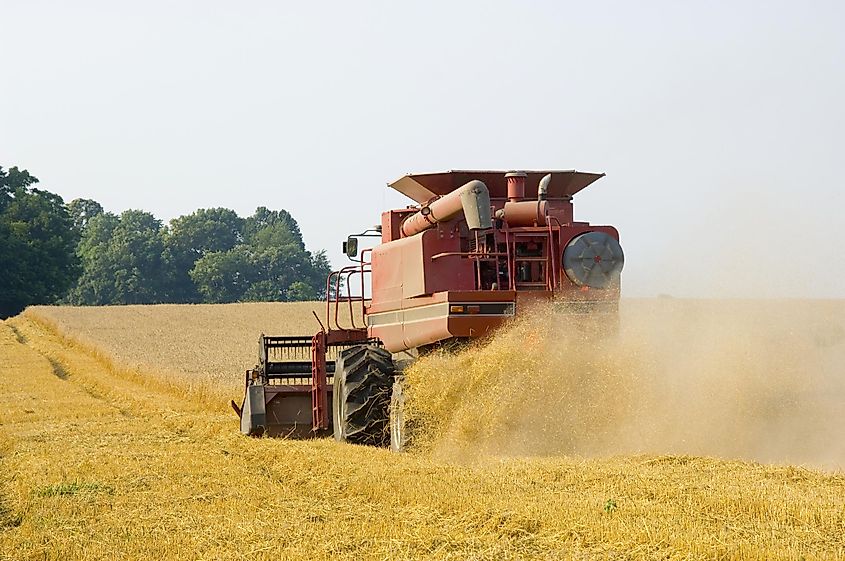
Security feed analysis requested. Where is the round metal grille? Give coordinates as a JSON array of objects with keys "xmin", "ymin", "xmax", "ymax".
[{"xmin": 562, "ymin": 231, "xmax": 624, "ymax": 289}]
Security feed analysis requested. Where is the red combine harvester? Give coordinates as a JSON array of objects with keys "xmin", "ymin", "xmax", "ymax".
[{"xmin": 233, "ymin": 170, "xmax": 624, "ymax": 449}]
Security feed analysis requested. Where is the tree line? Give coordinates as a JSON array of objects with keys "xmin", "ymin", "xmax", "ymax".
[{"xmin": 0, "ymin": 165, "xmax": 331, "ymax": 318}]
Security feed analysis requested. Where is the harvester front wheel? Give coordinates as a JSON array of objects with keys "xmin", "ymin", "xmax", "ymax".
[{"xmin": 333, "ymin": 345, "xmax": 395, "ymax": 446}]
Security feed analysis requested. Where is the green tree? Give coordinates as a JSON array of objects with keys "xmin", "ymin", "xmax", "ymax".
[
  {"xmin": 186, "ymin": 207, "xmax": 329, "ymax": 303},
  {"xmin": 0, "ymin": 166, "xmax": 80, "ymax": 318},
  {"xmin": 67, "ymin": 198, "xmax": 104, "ymax": 232},
  {"xmin": 309, "ymin": 250, "xmax": 333, "ymax": 299},
  {"xmin": 67, "ymin": 210, "xmax": 168, "ymax": 305},
  {"xmin": 189, "ymin": 246, "xmax": 256, "ymax": 303},
  {"xmin": 60, "ymin": 201, "xmax": 330, "ymax": 306},
  {"xmin": 164, "ymin": 208, "xmax": 244, "ymax": 302},
  {"xmin": 244, "ymin": 207, "xmax": 329, "ymax": 301},
  {"xmin": 285, "ymin": 281, "xmax": 318, "ymax": 301},
  {"xmin": 65, "ymin": 212, "xmax": 120, "ymax": 304},
  {"xmin": 0, "ymin": 166, "xmax": 38, "ymax": 198},
  {"xmin": 244, "ymin": 207, "xmax": 304, "ymax": 250},
  {"xmin": 186, "ymin": 207, "xmax": 332, "ymax": 303},
  {"xmin": 241, "ymin": 280, "xmax": 283, "ymax": 302},
  {"xmin": 245, "ymin": 245, "xmax": 332, "ymax": 302}
]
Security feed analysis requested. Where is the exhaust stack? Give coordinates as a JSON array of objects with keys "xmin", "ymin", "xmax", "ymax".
[
  {"xmin": 538, "ymin": 173, "xmax": 551, "ymax": 201},
  {"xmin": 496, "ymin": 171, "xmax": 550, "ymax": 226}
]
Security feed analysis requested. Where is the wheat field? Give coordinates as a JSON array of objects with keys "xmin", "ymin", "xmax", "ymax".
[
  {"xmin": 27, "ymin": 302, "xmax": 360, "ymax": 397},
  {"xmin": 1, "ymin": 300, "xmax": 844, "ymax": 560}
]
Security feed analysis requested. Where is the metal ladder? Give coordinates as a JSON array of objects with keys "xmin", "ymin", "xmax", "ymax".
[{"xmin": 509, "ymin": 231, "xmax": 553, "ymax": 291}]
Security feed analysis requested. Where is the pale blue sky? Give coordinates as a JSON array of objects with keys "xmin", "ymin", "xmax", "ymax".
[{"xmin": 2, "ymin": 0, "xmax": 843, "ymax": 297}]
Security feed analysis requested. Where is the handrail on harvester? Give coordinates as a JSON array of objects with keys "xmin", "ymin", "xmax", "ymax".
[{"xmin": 325, "ymin": 251, "xmax": 372, "ymax": 332}]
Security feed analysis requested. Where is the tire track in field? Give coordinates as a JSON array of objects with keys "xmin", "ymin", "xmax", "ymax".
[
  {"xmin": 0, "ymin": 321, "xmax": 97, "ymax": 538},
  {"xmin": 0, "ymin": 320, "xmax": 264, "ymax": 559},
  {"xmin": 6, "ymin": 315, "xmax": 219, "ymax": 421},
  {"xmin": 6, "ymin": 323, "xmax": 26, "ymax": 344},
  {"xmin": 5, "ymin": 318, "xmax": 145, "ymax": 423}
]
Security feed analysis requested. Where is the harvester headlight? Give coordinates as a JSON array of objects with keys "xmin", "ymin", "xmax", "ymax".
[{"xmin": 450, "ymin": 305, "xmax": 465, "ymax": 313}]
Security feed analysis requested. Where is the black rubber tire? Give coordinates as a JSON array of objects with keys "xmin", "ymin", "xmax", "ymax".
[
  {"xmin": 333, "ymin": 344, "xmax": 395, "ymax": 446},
  {"xmin": 389, "ymin": 377, "xmax": 407, "ymax": 452}
]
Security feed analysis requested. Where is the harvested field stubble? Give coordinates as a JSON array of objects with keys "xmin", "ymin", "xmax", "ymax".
[{"xmin": 1, "ymin": 300, "xmax": 843, "ymax": 559}]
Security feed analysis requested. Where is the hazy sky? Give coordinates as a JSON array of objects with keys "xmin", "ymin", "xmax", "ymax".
[{"xmin": 2, "ymin": 1, "xmax": 843, "ymax": 298}]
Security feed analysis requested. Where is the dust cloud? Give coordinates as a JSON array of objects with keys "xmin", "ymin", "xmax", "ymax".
[{"xmin": 404, "ymin": 298, "xmax": 845, "ymax": 470}]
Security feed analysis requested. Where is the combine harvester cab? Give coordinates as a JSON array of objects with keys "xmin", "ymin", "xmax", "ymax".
[{"xmin": 234, "ymin": 169, "xmax": 624, "ymax": 449}]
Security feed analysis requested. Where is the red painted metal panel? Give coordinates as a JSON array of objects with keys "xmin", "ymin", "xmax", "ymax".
[
  {"xmin": 310, "ymin": 331, "xmax": 328, "ymax": 431},
  {"xmin": 357, "ymin": 170, "xmax": 619, "ymax": 352}
]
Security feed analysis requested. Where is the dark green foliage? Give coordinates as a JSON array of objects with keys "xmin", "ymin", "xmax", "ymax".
[
  {"xmin": 0, "ymin": 167, "xmax": 80, "ymax": 318},
  {"xmin": 0, "ymin": 166, "xmax": 38, "ymax": 199},
  {"xmin": 164, "ymin": 208, "xmax": 245, "ymax": 302},
  {"xmin": 244, "ymin": 207, "xmax": 304, "ymax": 250},
  {"xmin": 187, "ymin": 208, "xmax": 331, "ymax": 304},
  {"xmin": 285, "ymin": 281, "xmax": 319, "ymax": 302},
  {"xmin": 66, "ymin": 210, "xmax": 169, "ymax": 305},
  {"xmin": 3, "ymin": 164, "xmax": 331, "ymax": 309},
  {"xmin": 67, "ymin": 205, "xmax": 330, "ymax": 306},
  {"xmin": 189, "ymin": 246, "xmax": 257, "ymax": 303},
  {"xmin": 63, "ymin": 203, "xmax": 331, "ymax": 305},
  {"xmin": 67, "ymin": 198, "xmax": 104, "ymax": 232}
]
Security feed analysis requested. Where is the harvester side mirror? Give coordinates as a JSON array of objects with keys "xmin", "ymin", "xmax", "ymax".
[{"xmin": 344, "ymin": 236, "xmax": 359, "ymax": 259}]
